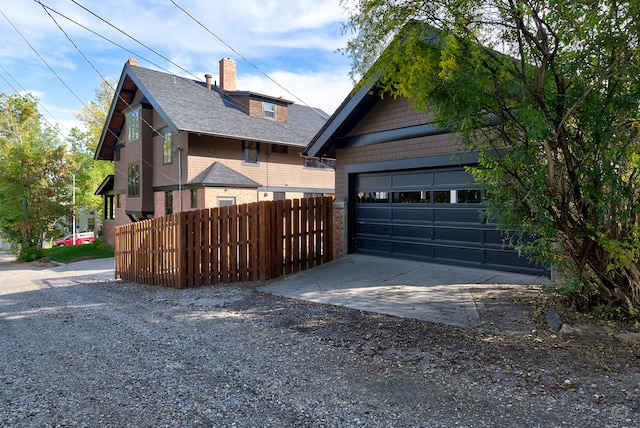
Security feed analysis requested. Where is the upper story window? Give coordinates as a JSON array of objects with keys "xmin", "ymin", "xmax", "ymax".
[
  {"xmin": 304, "ymin": 157, "xmax": 335, "ymax": 169},
  {"xmin": 242, "ymin": 140, "xmax": 259, "ymax": 165},
  {"xmin": 126, "ymin": 107, "xmax": 140, "ymax": 142},
  {"xmin": 163, "ymin": 132, "xmax": 173, "ymax": 164},
  {"xmin": 271, "ymin": 144, "xmax": 288, "ymax": 154},
  {"xmin": 127, "ymin": 162, "xmax": 140, "ymax": 197},
  {"xmin": 262, "ymin": 102, "xmax": 276, "ymax": 120}
]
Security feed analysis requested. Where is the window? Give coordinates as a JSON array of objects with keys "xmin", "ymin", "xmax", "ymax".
[
  {"xmin": 433, "ymin": 191, "xmax": 451, "ymax": 203},
  {"xmin": 391, "ymin": 191, "xmax": 430, "ymax": 204},
  {"xmin": 457, "ymin": 189, "xmax": 482, "ymax": 203},
  {"xmin": 357, "ymin": 192, "xmax": 389, "ymax": 203},
  {"xmin": 190, "ymin": 189, "xmax": 198, "ymax": 209},
  {"xmin": 271, "ymin": 144, "xmax": 288, "ymax": 154},
  {"xmin": 242, "ymin": 140, "xmax": 259, "ymax": 165},
  {"xmin": 304, "ymin": 157, "xmax": 336, "ymax": 169},
  {"xmin": 165, "ymin": 191, "xmax": 173, "ymax": 215},
  {"xmin": 262, "ymin": 102, "xmax": 276, "ymax": 120},
  {"xmin": 163, "ymin": 132, "xmax": 172, "ymax": 164},
  {"xmin": 126, "ymin": 107, "xmax": 140, "ymax": 142},
  {"xmin": 217, "ymin": 197, "xmax": 235, "ymax": 207},
  {"xmin": 273, "ymin": 192, "xmax": 285, "ymax": 201},
  {"xmin": 127, "ymin": 163, "xmax": 140, "ymax": 197}
]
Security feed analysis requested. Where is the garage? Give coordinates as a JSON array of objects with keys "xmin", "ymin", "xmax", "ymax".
[{"xmin": 351, "ymin": 167, "xmax": 546, "ymax": 275}]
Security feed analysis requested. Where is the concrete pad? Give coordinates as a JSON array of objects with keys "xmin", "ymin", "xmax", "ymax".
[
  {"xmin": 0, "ymin": 253, "xmax": 114, "ymax": 296},
  {"xmin": 259, "ymin": 254, "xmax": 549, "ymax": 328}
]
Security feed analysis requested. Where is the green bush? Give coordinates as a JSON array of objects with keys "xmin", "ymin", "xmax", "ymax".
[{"xmin": 18, "ymin": 246, "xmax": 43, "ymax": 262}]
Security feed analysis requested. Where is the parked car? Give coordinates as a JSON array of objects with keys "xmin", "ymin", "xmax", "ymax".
[{"xmin": 53, "ymin": 232, "xmax": 95, "ymax": 247}]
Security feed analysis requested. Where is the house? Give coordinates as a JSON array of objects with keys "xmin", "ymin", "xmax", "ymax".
[
  {"xmin": 94, "ymin": 57, "xmax": 335, "ymax": 246},
  {"xmin": 303, "ymin": 67, "xmax": 546, "ymax": 276}
]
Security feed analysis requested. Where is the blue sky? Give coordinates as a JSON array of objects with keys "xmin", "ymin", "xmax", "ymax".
[{"xmin": 0, "ymin": 0, "xmax": 356, "ymax": 136}]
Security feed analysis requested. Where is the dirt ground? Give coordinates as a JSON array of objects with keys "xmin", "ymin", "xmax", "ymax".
[{"xmin": 227, "ymin": 282, "xmax": 640, "ymax": 406}]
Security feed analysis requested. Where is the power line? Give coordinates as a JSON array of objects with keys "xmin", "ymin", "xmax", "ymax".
[
  {"xmin": 68, "ymin": 0, "xmax": 202, "ymax": 83},
  {"xmin": 0, "ymin": 8, "xmax": 93, "ymax": 116},
  {"xmin": 36, "ymin": 1, "xmax": 178, "ymax": 78},
  {"xmin": 0, "ymin": 63, "xmax": 70, "ymax": 134},
  {"xmin": 170, "ymin": 0, "xmax": 329, "ymax": 119}
]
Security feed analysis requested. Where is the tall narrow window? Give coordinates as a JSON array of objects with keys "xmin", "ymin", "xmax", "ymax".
[
  {"xmin": 242, "ymin": 140, "xmax": 259, "ymax": 165},
  {"xmin": 190, "ymin": 189, "xmax": 198, "ymax": 209},
  {"xmin": 262, "ymin": 102, "xmax": 276, "ymax": 120},
  {"xmin": 165, "ymin": 191, "xmax": 173, "ymax": 215},
  {"xmin": 163, "ymin": 132, "xmax": 172, "ymax": 164},
  {"xmin": 126, "ymin": 107, "xmax": 140, "ymax": 142},
  {"xmin": 127, "ymin": 163, "xmax": 140, "ymax": 197}
]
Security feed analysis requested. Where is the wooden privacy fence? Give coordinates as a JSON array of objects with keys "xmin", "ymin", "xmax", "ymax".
[{"xmin": 114, "ymin": 197, "xmax": 333, "ymax": 288}]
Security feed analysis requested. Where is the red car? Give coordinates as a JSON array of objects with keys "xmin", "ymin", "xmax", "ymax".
[{"xmin": 53, "ymin": 232, "xmax": 95, "ymax": 246}]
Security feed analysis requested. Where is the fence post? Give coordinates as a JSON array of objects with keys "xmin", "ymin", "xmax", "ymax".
[{"xmin": 176, "ymin": 212, "xmax": 187, "ymax": 288}]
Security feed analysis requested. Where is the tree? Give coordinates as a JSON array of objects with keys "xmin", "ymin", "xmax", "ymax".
[
  {"xmin": 342, "ymin": 0, "xmax": 640, "ymax": 317},
  {"xmin": 0, "ymin": 94, "xmax": 73, "ymax": 260},
  {"xmin": 71, "ymin": 78, "xmax": 115, "ymax": 222}
]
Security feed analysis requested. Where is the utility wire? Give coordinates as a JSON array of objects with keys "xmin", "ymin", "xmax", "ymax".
[
  {"xmin": 0, "ymin": 8, "xmax": 89, "ymax": 109},
  {"xmin": 36, "ymin": 1, "xmax": 178, "ymax": 78},
  {"xmin": 0, "ymin": 63, "xmax": 70, "ymax": 134},
  {"xmin": 69, "ymin": 0, "xmax": 202, "ymax": 83},
  {"xmin": 170, "ymin": 0, "xmax": 329, "ymax": 119}
]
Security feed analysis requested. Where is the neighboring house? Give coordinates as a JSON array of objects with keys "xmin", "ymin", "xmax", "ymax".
[
  {"xmin": 303, "ymin": 71, "xmax": 547, "ymax": 275},
  {"xmin": 95, "ymin": 57, "xmax": 335, "ymax": 246}
]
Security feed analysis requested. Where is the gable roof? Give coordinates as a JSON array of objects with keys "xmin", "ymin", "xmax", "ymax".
[
  {"xmin": 302, "ymin": 81, "xmax": 380, "ymax": 159},
  {"xmin": 95, "ymin": 62, "xmax": 329, "ymax": 160},
  {"xmin": 303, "ymin": 23, "xmax": 447, "ymax": 160},
  {"xmin": 188, "ymin": 162, "xmax": 260, "ymax": 188}
]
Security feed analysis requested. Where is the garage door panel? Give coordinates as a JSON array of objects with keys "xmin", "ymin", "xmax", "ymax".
[
  {"xmin": 392, "ymin": 241, "xmax": 435, "ymax": 258},
  {"xmin": 391, "ymin": 171, "xmax": 434, "ymax": 187},
  {"xmin": 356, "ymin": 223, "xmax": 392, "ymax": 236},
  {"xmin": 433, "ymin": 227, "xmax": 484, "ymax": 243},
  {"xmin": 354, "ymin": 206, "xmax": 391, "ymax": 221},
  {"xmin": 433, "ymin": 208, "xmax": 482, "ymax": 223},
  {"xmin": 391, "ymin": 207, "xmax": 434, "ymax": 222},
  {"xmin": 392, "ymin": 225, "xmax": 433, "ymax": 240},
  {"xmin": 356, "ymin": 237, "xmax": 393, "ymax": 254},
  {"xmin": 355, "ymin": 174, "xmax": 392, "ymax": 189},
  {"xmin": 435, "ymin": 245, "xmax": 485, "ymax": 263}
]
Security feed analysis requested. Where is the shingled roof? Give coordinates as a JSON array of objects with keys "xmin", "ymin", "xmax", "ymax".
[
  {"xmin": 188, "ymin": 162, "xmax": 260, "ymax": 188},
  {"xmin": 95, "ymin": 61, "xmax": 329, "ymax": 160}
]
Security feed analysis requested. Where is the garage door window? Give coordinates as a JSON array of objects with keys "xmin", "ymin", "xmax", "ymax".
[
  {"xmin": 392, "ymin": 191, "xmax": 430, "ymax": 204},
  {"xmin": 357, "ymin": 192, "xmax": 389, "ymax": 203}
]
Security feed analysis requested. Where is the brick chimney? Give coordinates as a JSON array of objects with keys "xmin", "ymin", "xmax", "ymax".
[
  {"xmin": 219, "ymin": 57, "xmax": 236, "ymax": 92},
  {"xmin": 127, "ymin": 58, "xmax": 139, "ymax": 66}
]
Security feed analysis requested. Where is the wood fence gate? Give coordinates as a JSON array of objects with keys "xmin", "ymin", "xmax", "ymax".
[{"xmin": 114, "ymin": 197, "xmax": 333, "ymax": 288}]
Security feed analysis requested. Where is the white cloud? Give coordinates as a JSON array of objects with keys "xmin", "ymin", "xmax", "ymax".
[{"xmin": 239, "ymin": 67, "xmax": 354, "ymax": 116}]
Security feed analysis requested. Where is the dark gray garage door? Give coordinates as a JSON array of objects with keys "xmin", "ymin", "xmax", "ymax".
[{"xmin": 352, "ymin": 167, "xmax": 547, "ymax": 275}]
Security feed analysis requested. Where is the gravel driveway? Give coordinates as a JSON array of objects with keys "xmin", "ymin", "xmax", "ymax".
[{"xmin": 0, "ymin": 259, "xmax": 638, "ymax": 427}]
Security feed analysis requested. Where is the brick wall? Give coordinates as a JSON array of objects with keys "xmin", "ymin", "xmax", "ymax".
[{"xmin": 333, "ymin": 203, "xmax": 345, "ymax": 258}]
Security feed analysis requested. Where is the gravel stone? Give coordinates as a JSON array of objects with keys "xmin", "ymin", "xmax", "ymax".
[{"xmin": 0, "ymin": 267, "xmax": 639, "ymax": 427}]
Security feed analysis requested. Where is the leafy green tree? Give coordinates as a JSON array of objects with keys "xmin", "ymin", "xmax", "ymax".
[
  {"xmin": 71, "ymin": 78, "xmax": 115, "ymax": 222},
  {"xmin": 342, "ymin": 1, "xmax": 640, "ymax": 316},
  {"xmin": 0, "ymin": 94, "xmax": 73, "ymax": 260}
]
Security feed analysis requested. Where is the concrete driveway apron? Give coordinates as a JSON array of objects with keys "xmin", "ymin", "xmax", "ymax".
[
  {"xmin": 0, "ymin": 253, "xmax": 114, "ymax": 296},
  {"xmin": 259, "ymin": 254, "xmax": 549, "ymax": 328}
]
